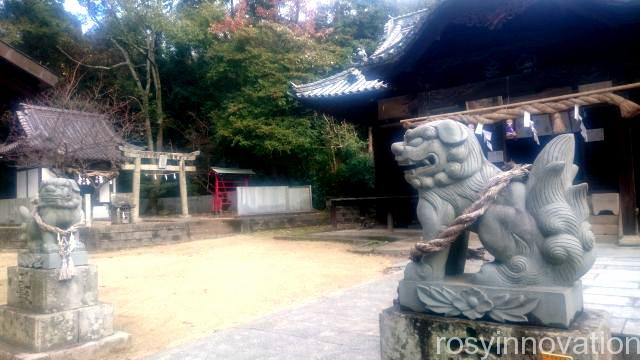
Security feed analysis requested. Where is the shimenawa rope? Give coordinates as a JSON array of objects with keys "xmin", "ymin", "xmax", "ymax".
[
  {"xmin": 410, "ymin": 164, "xmax": 531, "ymax": 261},
  {"xmin": 32, "ymin": 207, "xmax": 83, "ymax": 280}
]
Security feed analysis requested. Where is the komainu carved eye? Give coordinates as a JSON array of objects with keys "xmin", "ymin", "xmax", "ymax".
[{"xmin": 408, "ymin": 137, "xmax": 424, "ymax": 147}]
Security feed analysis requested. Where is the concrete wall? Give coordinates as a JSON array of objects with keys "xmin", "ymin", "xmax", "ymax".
[
  {"xmin": 0, "ymin": 211, "xmax": 328, "ymax": 250},
  {"xmin": 239, "ymin": 211, "xmax": 328, "ymax": 232},
  {"xmin": 79, "ymin": 220, "xmax": 240, "ymax": 251},
  {"xmin": 237, "ymin": 186, "xmax": 313, "ymax": 216},
  {"xmin": 0, "ymin": 226, "xmax": 23, "ymax": 249},
  {"xmin": 139, "ymin": 195, "xmax": 212, "ymax": 215},
  {"xmin": 334, "ymin": 204, "xmax": 376, "ymax": 226},
  {"xmin": 0, "ymin": 198, "xmax": 33, "ymax": 225}
]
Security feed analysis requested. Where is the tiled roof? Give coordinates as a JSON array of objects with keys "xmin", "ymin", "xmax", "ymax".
[
  {"xmin": 366, "ymin": 7, "xmax": 433, "ymax": 65},
  {"xmin": 0, "ymin": 104, "xmax": 127, "ymax": 163},
  {"xmin": 291, "ymin": 6, "xmax": 434, "ymax": 99},
  {"xmin": 290, "ymin": 68, "xmax": 387, "ymax": 99}
]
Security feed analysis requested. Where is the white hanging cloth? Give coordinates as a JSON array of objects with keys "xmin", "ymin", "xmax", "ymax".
[
  {"xmin": 575, "ymin": 105, "xmax": 588, "ymax": 142},
  {"xmin": 482, "ymin": 129, "xmax": 493, "ymax": 151},
  {"xmin": 524, "ymin": 111, "xmax": 539, "ymax": 145}
]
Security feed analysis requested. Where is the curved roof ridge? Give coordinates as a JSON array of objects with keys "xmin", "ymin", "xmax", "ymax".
[
  {"xmin": 291, "ymin": 68, "xmax": 387, "ymax": 99},
  {"xmin": 20, "ymin": 103, "xmax": 108, "ymax": 119}
]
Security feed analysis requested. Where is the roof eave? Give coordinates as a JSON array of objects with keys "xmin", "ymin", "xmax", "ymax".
[{"xmin": 0, "ymin": 40, "xmax": 58, "ymax": 87}]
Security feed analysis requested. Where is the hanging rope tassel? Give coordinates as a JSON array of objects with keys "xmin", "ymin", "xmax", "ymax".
[
  {"xmin": 57, "ymin": 232, "xmax": 77, "ymax": 281},
  {"xmin": 58, "ymin": 250, "xmax": 76, "ymax": 280},
  {"xmin": 32, "ymin": 207, "xmax": 82, "ymax": 281}
]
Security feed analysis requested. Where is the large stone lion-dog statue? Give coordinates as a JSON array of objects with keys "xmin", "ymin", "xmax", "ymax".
[
  {"xmin": 19, "ymin": 178, "xmax": 84, "ymax": 253},
  {"xmin": 391, "ymin": 120, "xmax": 595, "ymax": 287}
]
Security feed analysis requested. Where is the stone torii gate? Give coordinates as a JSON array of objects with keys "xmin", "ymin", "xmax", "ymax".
[{"xmin": 120, "ymin": 147, "xmax": 200, "ymax": 223}]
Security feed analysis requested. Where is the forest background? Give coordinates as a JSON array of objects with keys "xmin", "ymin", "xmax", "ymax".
[{"xmin": 0, "ymin": 0, "xmax": 426, "ymax": 208}]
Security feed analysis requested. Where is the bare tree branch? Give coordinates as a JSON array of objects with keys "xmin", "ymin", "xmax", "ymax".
[{"xmin": 57, "ymin": 46, "xmax": 130, "ymax": 70}]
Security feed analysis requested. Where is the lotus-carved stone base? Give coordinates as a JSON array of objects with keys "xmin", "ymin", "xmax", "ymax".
[{"xmin": 398, "ymin": 276, "xmax": 584, "ymax": 328}]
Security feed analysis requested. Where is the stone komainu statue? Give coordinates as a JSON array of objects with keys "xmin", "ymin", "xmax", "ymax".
[
  {"xmin": 19, "ymin": 178, "xmax": 84, "ymax": 253},
  {"xmin": 391, "ymin": 120, "xmax": 595, "ymax": 287}
]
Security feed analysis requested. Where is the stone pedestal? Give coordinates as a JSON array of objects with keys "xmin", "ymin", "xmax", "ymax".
[
  {"xmin": 380, "ymin": 305, "xmax": 612, "ymax": 360},
  {"xmin": 399, "ymin": 276, "xmax": 584, "ymax": 328},
  {"xmin": 17, "ymin": 251, "xmax": 88, "ymax": 269},
  {"xmin": 0, "ymin": 259, "xmax": 130, "ymax": 359}
]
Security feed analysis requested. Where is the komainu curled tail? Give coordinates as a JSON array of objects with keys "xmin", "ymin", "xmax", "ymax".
[
  {"xmin": 474, "ymin": 134, "xmax": 595, "ymax": 286},
  {"xmin": 525, "ymin": 134, "xmax": 595, "ymax": 285}
]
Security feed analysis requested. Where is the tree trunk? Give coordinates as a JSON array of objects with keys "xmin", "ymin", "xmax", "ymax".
[{"xmin": 151, "ymin": 61, "xmax": 164, "ymax": 152}]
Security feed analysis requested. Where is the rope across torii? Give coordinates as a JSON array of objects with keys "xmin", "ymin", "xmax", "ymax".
[{"xmin": 401, "ymin": 82, "xmax": 640, "ymax": 128}]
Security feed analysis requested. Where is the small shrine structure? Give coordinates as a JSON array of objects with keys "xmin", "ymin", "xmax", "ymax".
[{"xmin": 208, "ymin": 167, "xmax": 255, "ymax": 214}]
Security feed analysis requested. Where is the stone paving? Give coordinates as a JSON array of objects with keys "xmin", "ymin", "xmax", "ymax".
[
  {"xmin": 150, "ymin": 271, "xmax": 403, "ymax": 360},
  {"xmin": 583, "ymin": 244, "xmax": 640, "ymax": 336},
  {"xmin": 150, "ymin": 243, "xmax": 640, "ymax": 360}
]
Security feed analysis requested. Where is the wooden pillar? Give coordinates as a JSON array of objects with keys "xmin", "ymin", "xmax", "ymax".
[
  {"xmin": 329, "ymin": 199, "xmax": 337, "ymax": 229},
  {"xmin": 179, "ymin": 159, "xmax": 189, "ymax": 217},
  {"xmin": 131, "ymin": 157, "xmax": 141, "ymax": 223},
  {"xmin": 551, "ymin": 112, "xmax": 568, "ymax": 134},
  {"xmin": 616, "ymin": 120, "xmax": 637, "ymax": 235},
  {"xmin": 84, "ymin": 194, "xmax": 92, "ymax": 227},
  {"xmin": 386, "ymin": 210, "xmax": 394, "ymax": 232}
]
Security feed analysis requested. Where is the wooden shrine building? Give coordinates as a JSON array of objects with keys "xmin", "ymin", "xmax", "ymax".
[{"xmin": 292, "ymin": 0, "xmax": 640, "ymax": 240}]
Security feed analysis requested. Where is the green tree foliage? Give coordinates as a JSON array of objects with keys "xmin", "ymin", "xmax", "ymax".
[
  {"xmin": 204, "ymin": 22, "xmax": 354, "ymax": 197},
  {"xmin": 0, "ymin": 0, "xmax": 414, "ymax": 206},
  {"xmin": 0, "ymin": 0, "xmax": 83, "ymax": 73},
  {"xmin": 316, "ymin": 0, "xmax": 394, "ymax": 54}
]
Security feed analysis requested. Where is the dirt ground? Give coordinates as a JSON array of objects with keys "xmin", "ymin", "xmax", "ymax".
[{"xmin": 0, "ymin": 229, "xmax": 401, "ymax": 359}]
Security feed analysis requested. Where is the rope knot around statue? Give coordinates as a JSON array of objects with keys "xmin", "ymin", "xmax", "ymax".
[
  {"xmin": 410, "ymin": 164, "xmax": 532, "ymax": 262},
  {"xmin": 31, "ymin": 206, "xmax": 84, "ymax": 280}
]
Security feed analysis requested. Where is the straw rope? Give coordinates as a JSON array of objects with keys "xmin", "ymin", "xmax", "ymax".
[
  {"xmin": 403, "ymin": 92, "xmax": 640, "ymax": 128},
  {"xmin": 410, "ymin": 164, "xmax": 531, "ymax": 261},
  {"xmin": 32, "ymin": 207, "xmax": 83, "ymax": 280}
]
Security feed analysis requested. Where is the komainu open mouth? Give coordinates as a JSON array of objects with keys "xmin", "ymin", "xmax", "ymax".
[{"xmin": 399, "ymin": 153, "xmax": 439, "ymax": 171}]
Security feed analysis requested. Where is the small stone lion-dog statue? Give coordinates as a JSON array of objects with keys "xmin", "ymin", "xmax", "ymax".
[
  {"xmin": 19, "ymin": 178, "xmax": 84, "ymax": 254},
  {"xmin": 391, "ymin": 120, "xmax": 595, "ymax": 287}
]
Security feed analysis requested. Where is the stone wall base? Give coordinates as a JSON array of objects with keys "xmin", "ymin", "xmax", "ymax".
[
  {"xmin": 380, "ymin": 305, "xmax": 612, "ymax": 360},
  {"xmin": 0, "ymin": 331, "xmax": 130, "ymax": 360}
]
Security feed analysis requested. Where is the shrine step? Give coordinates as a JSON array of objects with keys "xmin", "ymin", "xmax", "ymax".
[
  {"xmin": 595, "ymin": 234, "xmax": 619, "ymax": 244},
  {"xmin": 589, "ymin": 214, "xmax": 619, "ymax": 244},
  {"xmin": 589, "ymin": 215, "xmax": 618, "ymax": 225}
]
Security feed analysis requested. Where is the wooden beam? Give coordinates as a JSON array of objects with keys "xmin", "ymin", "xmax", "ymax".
[
  {"xmin": 401, "ymin": 81, "xmax": 640, "ymax": 127},
  {"xmin": 121, "ymin": 164, "xmax": 197, "ymax": 172},
  {"xmin": 0, "ymin": 40, "xmax": 58, "ymax": 87},
  {"xmin": 120, "ymin": 147, "xmax": 200, "ymax": 160}
]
